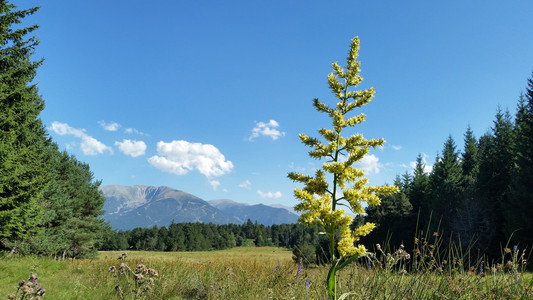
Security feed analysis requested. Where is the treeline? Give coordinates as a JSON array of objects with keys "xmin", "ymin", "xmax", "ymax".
[
  {"xmin": 0, "ymin": 2, "xmax": 105, "ymax": 258},
  {"xmin": 361, "ymin": 73, "xmax": 533, "ymax": 258},
  {"xmin": 100, "ymin": 220, "xmax": 323, "ymax": 252}
]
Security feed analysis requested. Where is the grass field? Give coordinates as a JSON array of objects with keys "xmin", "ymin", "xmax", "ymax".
[{"xmin": 1, "ymin": 247, "xmax": 532, "ymax": 299}]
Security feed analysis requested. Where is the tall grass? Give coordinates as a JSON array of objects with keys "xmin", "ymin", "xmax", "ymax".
[{"xmin": 1, "ymin": 246, "xmax": 532, "ymax": 299}]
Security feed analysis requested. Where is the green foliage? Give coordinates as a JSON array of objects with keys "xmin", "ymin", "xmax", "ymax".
[
  {"xmin": 292, "ymin": 242, "xmax": 316, "ymax": 266},
  {"xmin": 0, "ymin": 0, "xmax": 49, "ymax": 243},
  {"xmin": 506, "ymin": 75, "xmax": 533, "ymax": 247},
  {"xmin": 0, "ymin": 1, "xmax": 107, "ymax": 258}
]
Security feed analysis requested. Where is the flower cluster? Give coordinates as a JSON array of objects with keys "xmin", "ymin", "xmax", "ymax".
[
  {"xmin": 288, "ymin": 36, "xmax": 398, "ymax": 262},
  {"xmin": 8, "ymin": 273, "xmax": 45, "ymax": 300},
  {"xmin": 108, "ymin": 253, "xmax": 159, "ymax": 298}
]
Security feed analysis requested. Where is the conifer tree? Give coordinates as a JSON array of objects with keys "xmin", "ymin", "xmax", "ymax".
[
  {"xmin": 408, "ymin": 154, "xmax": 431, "ymax": 231},
  {"xmin": 477, "ymin": 109, "xmax": 514, "ymax": 256},
  {"xmin": 507, "ymin": 74, "xmax": 533, "ymax": 247},
  {"xmin": 429, "ymin": 135, "xmax": 463, "ymax": 235},
  {"xmin": 455, "ymin": 127, "xmax": 481, "ymax": 244},
  {"xmin": 0, "ymin": 1, "xmax": 50, "ymax": 244},
  {"xmin": 288, "ymin": 37, "xmax": 397, "ymax": 298}
]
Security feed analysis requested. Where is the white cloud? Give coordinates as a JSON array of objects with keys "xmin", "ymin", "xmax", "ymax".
[
  {"xmin": 50, "ymin": 121, "xmax": 112, "ymax": 155},
  {"xmin": 249, "ymin": 120, "xmax": 285, "ymax": 141},
  {"xmin": 391, "ymin": 145, "xmax": 402, "ymax": 151},
  {"xmin": 239, "ymin": 180, "xmax": 252, "ymax": 189},
  {"xmin": 98, "ymin": 120, "xmax": 121, "ymax": 131},
  {"xmin": 356, "ymin": 154, "xmax": 383, "ymax": 174},
  {"xmin": 409, "ymin": 153, "xmax": 433, "ymax": 173},
  {"xmin": 257, "ymin": 190, "xmax": 282, "ymax": 199},
  {"xmin": 125, "ymin": 127, "xmax": 148, "ymax": 136},
  {"xmin": 115, "ymin": 139, "xmax": 147, "ymax": 157},
  {"xmin": 209, "ymin": 180, "xmax": 220, "ymax": 190},
  {"xmin": 148, "ymin": 140, "xmax": 233, "ymax": 177}
]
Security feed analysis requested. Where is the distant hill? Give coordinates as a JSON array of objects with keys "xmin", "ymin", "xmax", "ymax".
[
  {"xmin": 100, "ymin": 185, "xmax": 299, "ymax": 230},
  {"xmin": 208, "ymin": 200, "xmax": 299, "ymax": 226}
]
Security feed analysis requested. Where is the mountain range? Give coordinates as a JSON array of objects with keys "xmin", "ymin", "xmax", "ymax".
[{"xmin": 100, "ymin": 185, "xmax": 299, "ymax": 230}]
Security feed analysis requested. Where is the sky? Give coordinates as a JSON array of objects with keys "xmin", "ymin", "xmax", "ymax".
[{"xmin": 22, "ymin": 0, "xmax": 533, "ymax": 207}]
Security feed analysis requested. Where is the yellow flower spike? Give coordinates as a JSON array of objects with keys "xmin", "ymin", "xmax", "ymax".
[
  {"xmin": 354, "ymin": 223, "xmax": 376, "ymax": 238},
  {"xmin": 287, "ymin": 36, "xmax": 399, "ymax": 298}
]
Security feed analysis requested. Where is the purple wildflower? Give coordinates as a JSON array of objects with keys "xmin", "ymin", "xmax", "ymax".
[
  {"xmin": 296, "ymin": 262, "xmax": 303, "ymax": 278},
  {"xmin": 18, "ymin": 281, "xmax": 24, "ymax": 287},
  {"xmin": 513, "ymin": 245, "xmax": 518, "ymax": 252},
  {"xmin": 305, "ymin": 278, "xmax": 311, "ymax": 291}
]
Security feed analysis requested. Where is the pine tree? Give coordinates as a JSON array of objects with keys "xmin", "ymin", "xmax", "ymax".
[{"xmin": 0, "ymin": 1, "xmax": 51, "ymax": 245}]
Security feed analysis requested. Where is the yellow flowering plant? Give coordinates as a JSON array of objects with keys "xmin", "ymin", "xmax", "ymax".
[{"xmin": 288, "ymin": 36, "xmax": 398, "ymax": 299}]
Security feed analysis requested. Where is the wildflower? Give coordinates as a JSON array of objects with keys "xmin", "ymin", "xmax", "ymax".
[
  {"xmin": 305, "ymin": 279, "xmax": 311, "ymax": 291},
  {"xmin": 513, "ymin": 245, "xmax": 518, "ymax": 252},
  {"xmin": 296, "ymin": 262, "xmax": 303, "ymax": 278},
  {"xmin": 433, "ymin": 232, "xmax": 439, "ymax": 237},
  {"xmin": 505, "ymin": 248, "xmax": 511, "ymax": 254},
  {"xmin": 148, "ymin": 268, "xmax": 159, "ymax": 277},
  {"xmin": 18, "ymin": 280, "xmax": 25, "ymax": 287},
  {"xmin": 376, "ymin": 244, "xmax": 381, "ymax": 251},
  {"xmin": 135, "ymin": 274, "xmax": 144, "ymax": 281}
]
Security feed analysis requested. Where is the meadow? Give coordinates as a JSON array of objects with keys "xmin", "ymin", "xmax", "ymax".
[{"xmin": 1, "ymin": 246, "xmax": 532, "ymax": 299}]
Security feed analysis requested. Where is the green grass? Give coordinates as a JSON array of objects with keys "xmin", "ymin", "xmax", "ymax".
[{"xmin": 1, "ymin": 247, "xmax": 532, "ymax": 299}]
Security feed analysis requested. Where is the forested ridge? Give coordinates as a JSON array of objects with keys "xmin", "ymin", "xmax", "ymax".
[{"xmin": 0, "ymin": 1, "xmax": 106, "ymax": 258}]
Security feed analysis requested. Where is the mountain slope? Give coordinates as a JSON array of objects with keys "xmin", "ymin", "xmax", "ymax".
[
  {"xmin": 101, "ymin": 185, "xmax": 239, "ymax": 230},
  {"xmin": 208, "ymin": 200, "xmax": 299, "ymax": 226}
]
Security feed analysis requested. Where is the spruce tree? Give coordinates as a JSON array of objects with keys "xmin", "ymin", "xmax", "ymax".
[
  {"xmin": 0, "ymin": 1, "xmax": 50, "ymax": 245},
  {"xmin": 477, "ymin": 109, "xmax": 514, "ymax": 256},
  {"xmin": 408, "ymin": 154, "xmax": 431, "ymax": 231},
  {"xmin": 429, "ymin": 135, "xmax": 463, "ymax": 235},
  {"xmin": 507, "ymin": 74, "xmax": 533, "ymax": 247},
  {"xmin": 456, "ymin": 127, "xmax": 481, "ymax": 245}
]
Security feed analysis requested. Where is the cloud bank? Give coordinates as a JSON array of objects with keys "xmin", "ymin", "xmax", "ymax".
[
  {"xmin": 50, "ymin": 121, "xmax": 112, "ymax": 155},
  {"xmin": 148, "ymin": 140, "xmax": 233, "ymax": 177},
  {"xmin": 249, "ymin": 120, "xmax": 285, "ymax": 141}
]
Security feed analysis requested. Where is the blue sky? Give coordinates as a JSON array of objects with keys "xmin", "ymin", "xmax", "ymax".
[{"xmin": 26, "ymin": 0, "xmax": 533, "ymax": 207}]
